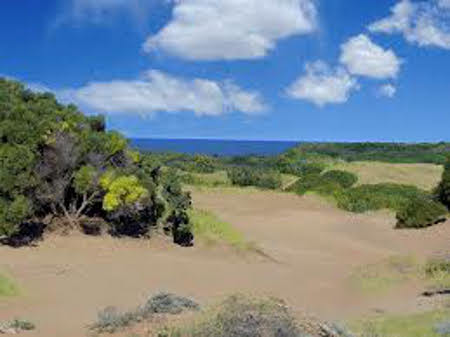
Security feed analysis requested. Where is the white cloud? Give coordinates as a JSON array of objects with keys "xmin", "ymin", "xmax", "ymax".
[
  {"xmin": 60, "ymin": 70, "xmax": 267, "ymax": 117},
  {"xmin": 144, "ymin": 0, "xmax": 317, "ymax": 60},
  {"xmin": 378, "ymin": 84, "xmax": 397, "ymax": 98},
  {"xmin": 286, "ymin": 61, "xmax": 359, "ymax": 107},
  {"xmin": 339, "ymin": 34, "xmax": 401, "ymax": 79},
  {"xmin": 369, "ymin": 0, "xmax": 450, "ymax": 50}
]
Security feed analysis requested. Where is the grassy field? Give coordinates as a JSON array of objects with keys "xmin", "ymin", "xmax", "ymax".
[
  {"xmin": 351, "ymin": 310, "xmax": 450, "ymax": 337},
  {"xmin": 188, "ymin": 209, "xmax": 248, "ymax": 249},
  {"xmin": 334, "ymin": 162, "xmax": 443, "ymax": 191},
  {"xmin": 349, "ymin": 255, "xmax": 420, "ymax": 294},
  {"xmin": 0, "ymin": 273, "xmax": 19, "ymax": 297}
]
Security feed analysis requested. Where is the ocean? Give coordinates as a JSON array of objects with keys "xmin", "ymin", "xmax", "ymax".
[{"xmin": 130, "ymin": 138, "xmax": 299, "ymax": 157}]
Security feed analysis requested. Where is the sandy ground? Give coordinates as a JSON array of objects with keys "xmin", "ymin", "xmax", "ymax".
[{"xmin": 1, "ymin": 189, "xmax": 449, "ymax": 337}]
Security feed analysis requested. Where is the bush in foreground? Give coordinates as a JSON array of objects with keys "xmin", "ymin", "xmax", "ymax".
[
  {"xmin": 0, "ymin": 78, "xmax": 192, "ymax": 246},
  {"xmin": 396, "ymin": 198, "xmax": 447, "ymax": 229},
  {"xmin": 91, "ymin": 292, "xmax": 200, "ymax": 334},
  {"xmin": 0, "ymin": 319, "xmax": 35, "ymax": 334},
  {"xmin": 163, "ymin": 295, "xmax": 300, "ymax": 337},
  {"xmin": 159, "ymin": 295, "xmax": 354, "ymax": 337}
]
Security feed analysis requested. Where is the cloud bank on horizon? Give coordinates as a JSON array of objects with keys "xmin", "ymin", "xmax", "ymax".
[{"xmin": 25, "ymin": 0, "xmax": 450, "ymax": 117}]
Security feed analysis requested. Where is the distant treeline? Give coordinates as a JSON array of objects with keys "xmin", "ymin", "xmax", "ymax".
[{"xmin": 289, "ymin": 142, "xmax": 450, "ymax": 164}]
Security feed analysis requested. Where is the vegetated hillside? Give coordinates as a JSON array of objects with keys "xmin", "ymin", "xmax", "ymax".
[
  {"xmin": 288, "ymin": 142, "xmax": 450, "ymax": 164},
  {"xmin": 0, "ymin": 78, "xmax": 192, "ymax": 246}
]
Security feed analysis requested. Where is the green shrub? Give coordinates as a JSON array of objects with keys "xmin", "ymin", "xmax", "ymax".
[
  {"xmin": 228, "ymin": 167, "xmax": 282, "ymax": 190},
  {"xmin": 0, "ymin": 78, "xmax": 192, "ymax": 246},
  {"xmin": 289, "ymin": 173, "xmax": 342, "ymax": 196},
  {"xmin": 90, "ymin": 292, "xmax": 199, "ymax": 334},
  {"xmin": 435, "ymin": 156, "xmax": 450, "ymax": 209},
  {"xmin": 396, "ymin": 198, "xmax": 447, "ymax": 229},
  {"xmin": 279, "ymin": 162, "xmax": 326, "ymax": 177},
  {"xmin": 166, "ymin": 295, "xmax": 300, "ymax": 337},
  {"xmin": 425, "ymin": 259, "xmax": 450, "ymax": 277},
  {"xmin": 335, "ymin": 183, "xmax": 429, "ymax": 213},
  {"xmin": 322, "ymin": 170, "xmax": 358, "ymax": 188}
]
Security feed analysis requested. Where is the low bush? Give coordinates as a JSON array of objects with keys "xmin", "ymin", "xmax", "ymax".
[
  {"xmin": 228, "ymin": 167, "xmax": 282, "ymax": 190},
  {"xmin": 0, "ymin": 319, "xmax": 35, "ymax": 334},
  {"xmin": 322, "ymin": 170, "xmax": 358, "ymax": 189},
  {"xmin": 289, "ymin": 173, "xmax": 342, "ymax": 196},
  {"xmin": 143, "ymin": 292, "xmax": 200, "ymax": 315},
  {"xmin": 396, "ymin": 198, "xmax": 447, "ymax": 229},
  {"xmin": 425, "ymin": 259, "xmax": 450, "ymax": 277},
  {"xmin": 435, "ymin": 156, "xmax": 450, "ymax": 209},
  {"xmin": 165, "ymin": 295, "xmax": 300, "ymax": 337},
  {"xmin": 335, "ymin": 183, "xmax": 429, "ymax": 213},
  {"xmin": 279, "ymin": 162, "xmax": 326, "ymax": 177},
  {"xmin": 159, "ymin": 295, "xmax": 354, "ymax": 337},
  {"xmin": 90, "ymin": 292, "xmax": 200, "ymax": 334}
]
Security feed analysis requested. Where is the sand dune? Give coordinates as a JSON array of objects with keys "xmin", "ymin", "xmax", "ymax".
[{"xmin": 1, "ymin": 189, "xmax": 449, "ymax": 337}]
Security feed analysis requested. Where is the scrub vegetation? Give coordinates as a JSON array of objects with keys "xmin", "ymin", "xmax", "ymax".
[
  {"xmin": 0, "ymin": 273, "xmax": 19, "ymax": 297},
  {"xmin": 0, "ymin": 78, "xmax": 193, "ymax": 247}
]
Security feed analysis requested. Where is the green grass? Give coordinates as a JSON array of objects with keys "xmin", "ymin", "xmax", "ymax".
[
  {"xmin": 349, "ymin": 255, "xmax": 420, "ymax": 294},
  {"xmin": 350, "ymin": 310, "xmax": 450, "ymax": 337},
  {"xmin": 182, "ymin": 170, "xmax": 231, "ymax": 187},
  {"xmin": 0, "ymin": 273, "xmax": 19, "ymax": 297},
  {"xmin": 189, "ymin": 209, "xmax": 247, "ymax": 249}
]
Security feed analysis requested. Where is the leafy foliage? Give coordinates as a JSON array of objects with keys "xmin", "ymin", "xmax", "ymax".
[
  {"xmin": 322, "ymin": 170, "xmax": 358, "ymax": 188},
  {"xmin": 0, "ymin": 78, "xmax": 192, "ymax": 246},
  {"xmin": 165, "ymin": 295, "xmax": 301, "ymax": 337},
  {"xmin": 335, "ymin": 184, "xmax": 430, "ymax": 213},
  {"xmin": 435, "ymin": 156, "xmax": 450, "ymax": 209},
  {"xmin": 227, "ymin": 167, "xmax": 282, "ymax": 190},
  {"xmin": 396, "ymin": 198, "xmax": 447, "ymax": 229}
]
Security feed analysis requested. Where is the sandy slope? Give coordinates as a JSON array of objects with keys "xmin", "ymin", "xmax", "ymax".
[{"xmin": 1, "ymin": 189, "xmax": 449, "ymax": 337}]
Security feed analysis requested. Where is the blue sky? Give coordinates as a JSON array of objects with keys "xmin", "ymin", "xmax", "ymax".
[{"xmin": 1, "ymin": 0, "xmax": 449, "ymax": 141}]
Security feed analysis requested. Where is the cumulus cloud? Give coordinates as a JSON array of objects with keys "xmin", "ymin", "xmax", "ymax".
[
  {"xmin": 340, "ymin": 34, "xmax": 401, "ymax": 79},
  {"xmin": 369, "ymin": 0, "xmax": 450, "ymax": 50},
  {"xmin": 144, "ymin": 0, "xmax": 317, "ymax": 60},
  {"xmin": 378, "ymin": 84, "xmax": 397, "ymax": 98},
  {"xmin": 60, "ymin": 70, "xmax": 267, "ymax": 117},
  {"xmin": 286, "ymin": 61, "xmax": 359, "ymax": 107}
]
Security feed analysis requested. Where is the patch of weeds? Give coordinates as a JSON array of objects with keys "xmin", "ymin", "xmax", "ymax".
[
  {"xmin": 189, "ymin": 209, "xmax": 248, "ymax": 249},
  {"xmin": 351, "ymin": 310, "xmax": 450, "ymax": 337},
  {"xmin": 90, "ymin": 292, "xmax": 200, "ymax": 334},
  {"xmin": 424, "ymin": 258, "xmax": 450, "ymax": 292},
  {"xmin": 350, "ymin": 255, "xmax": 419, "ymax": 294},
  {"xmin": 0, "ymin": 273, "xmax": 19, "ymax": 297},
  {"xmin": 0, "ymin": 319, "xmax": 35, "ymax": 333}
]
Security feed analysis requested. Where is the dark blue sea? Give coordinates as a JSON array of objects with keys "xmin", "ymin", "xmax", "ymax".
[{"xmin": 130, "ymin": 138, "xmax": 298, "ymax": 157}]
